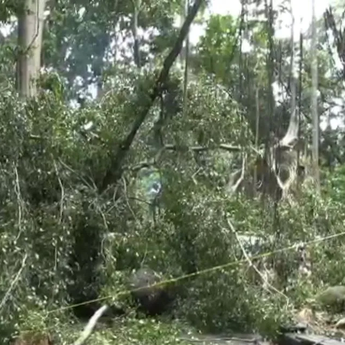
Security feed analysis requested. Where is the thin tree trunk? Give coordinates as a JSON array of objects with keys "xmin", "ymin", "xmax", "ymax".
[
  {"xmin": 16, "ymin": 0, "xmax": 47, "ymax": 98},
  {"xmin": 253, "ymin": 86, "xmax": 260, "ymax": 196},
  {"xmin": 132, "ymin": 0, "xmax": 141, "ymax": 67},
  {"xmin": 179, "ymin": 1, "xmax": 185, "ymax": 65},
  {"xmin": 289, "ymin": 0, "xmax": 296, "ymax": 119},
  {"xmin": 182, "ymin": 0, "xmax": 190, "ymax": 115},
  {"xmin": 297, "ymin": 32, "xmax": 303, "ymax": 172},
  {"xmin": 311, "ymin": 0, "xmax": 320, "ymax": 191}
]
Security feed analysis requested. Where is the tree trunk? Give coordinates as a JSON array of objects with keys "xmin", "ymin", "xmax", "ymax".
[
  {"xmin": 132, "ymin": 0, "xmax": 141, "ymax": 68},
  {"xmin": 182, "ymin": 0, "xmax": 190, "ymax": 116},
  {"xmin": 16, "ymin": 0, "xmax": 47, "ymax": 98},
  {"xmin": 253, "ymin": 86, "xmax": 260, "ymax": 196},
  {"xmin": 311, "ymin": 0, "xmax": 320, "ymax": 191}
]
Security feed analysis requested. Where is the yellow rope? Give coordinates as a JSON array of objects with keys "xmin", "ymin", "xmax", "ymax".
[{"xmin": 47, "ymin": 230, "xmax": 345, "ymax": 314}]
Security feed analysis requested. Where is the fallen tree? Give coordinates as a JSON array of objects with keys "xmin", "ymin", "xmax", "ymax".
[{"xmin": 71, "ymin": 1, "xmax": 204, "ymax": 343}]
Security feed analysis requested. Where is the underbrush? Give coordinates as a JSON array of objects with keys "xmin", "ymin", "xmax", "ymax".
[
  {"xmin": 1, "ymin": 81, "xmax": 345, "ymax": 344},
  {"xmin": 15, "ymin": 315, "xmax": 192, "ymax": 345}
]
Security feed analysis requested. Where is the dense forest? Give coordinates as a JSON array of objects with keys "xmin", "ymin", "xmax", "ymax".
[{"xmin": 1, "ymin": 0, "xmax": 345, "ymax": 344}]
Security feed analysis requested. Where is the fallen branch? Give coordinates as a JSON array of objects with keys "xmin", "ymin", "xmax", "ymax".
[
  {"xmin": 228, "ymin": 153, "xmax": 246, "ymax": 194},
  {"xmin": 164, "ymin": 143, "xmax": 240, "ymax": 152},
  {"xmin": 226, "ymin": 218, "xmax": 289, "ymax": 302},
  {"xmin": 53, "ymin": 159, "xmax": 65, "ymax": 224},
  {"xmin": 0, "ymin": 253, "xmax": 28, "ymax": 311},
  {"xmin": 100, "ymin": 0, "xmax": 205, "ymax": 192},
  {"xmin": 72, "ymin": 305, "xmax": 109, "ymax": 345},
  {"xmin": 13, "ymin": 165, "xmax": 23, "ymax": 242},
  {"xmin": 126, "ymin": 143, "xmax": 241, "ymax": 173}
]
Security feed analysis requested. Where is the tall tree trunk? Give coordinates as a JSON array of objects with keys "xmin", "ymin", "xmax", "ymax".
[
  {"xmin": 16, "ymin": 0, "xmax": 47, "ymax": 98},
  {"xmin": 253, "ymin": 86, "xmax": 260, "ymax": 196},
  {"xmin": 179, "ymin": 1, "xmax": 185, "ymax": 65},
  {"xmin": 288, "ymin": 0, "xmax": 296, "ymax": 119},
  {"xmin": 182, "ymin": 0, "xmax": 190, "ymax": 116},
  {"xmin": 311, "ymin": 0, "xmax": 320, "ymax": 191},
  {"xmin": 297, "ymin": 32, "xmax": 303, "ymax": 173}
]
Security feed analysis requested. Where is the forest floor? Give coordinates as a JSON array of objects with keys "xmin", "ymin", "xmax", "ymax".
[{"xmin": 35, "ymin": 307, "xmax": 345, "ymax": 345}]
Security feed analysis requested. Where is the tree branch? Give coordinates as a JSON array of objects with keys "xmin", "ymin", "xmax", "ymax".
[
  {"xmin": 100, "ymin": 0, "xmax": 204, "ymax": 192},
  {"xmin": 164, "ymin": 143, "xmax": 240, "ymax": 152}
]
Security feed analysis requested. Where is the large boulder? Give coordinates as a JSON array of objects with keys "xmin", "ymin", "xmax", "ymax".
[{"xmin": 129, "ymin": 267, "xmax": 174, "ymax": 315}]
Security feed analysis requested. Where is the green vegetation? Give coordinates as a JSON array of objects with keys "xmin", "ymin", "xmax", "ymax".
[{"xmin": 1, "ymin": 0, "xmax": 345, "ymax": 344}]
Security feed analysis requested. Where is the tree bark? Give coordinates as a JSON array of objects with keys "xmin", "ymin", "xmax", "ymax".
[{"xmin": 16, "ymin": 0, "xmax": 47, "ymax": 98}]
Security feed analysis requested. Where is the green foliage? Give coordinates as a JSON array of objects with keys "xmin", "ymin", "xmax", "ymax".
[
  {"xmin": 0, "ymin": 0, "xmax": 21, "ymax": 22},
  {"xmin": 57, "ymin": 317, "xmax": 190, "ymax": 345},
  {"xmin": 2, "ymin": 0, "xmax": 345, "ymax": 343},
  {"xmin": 197, "ymin": 15, "xmax": 239, "ymax": 82}
]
